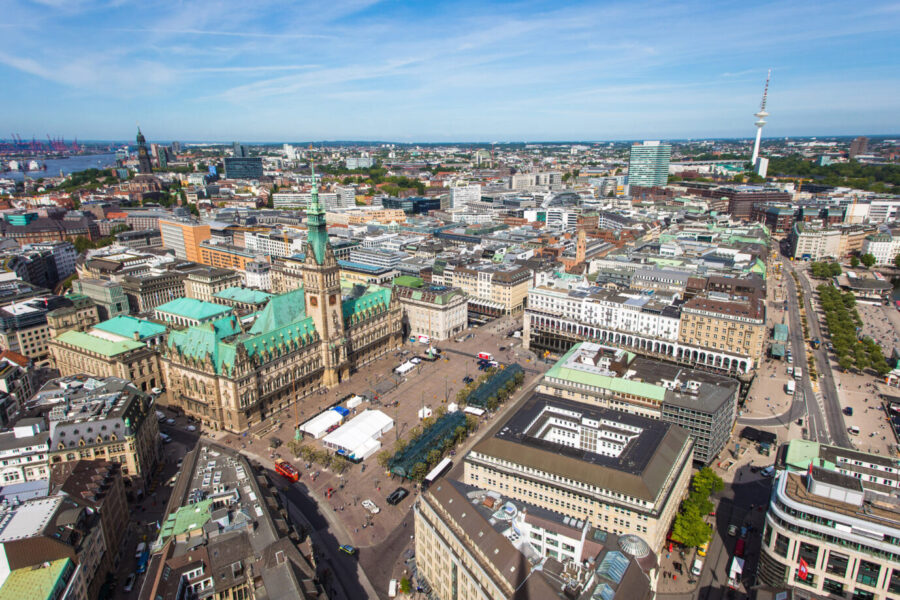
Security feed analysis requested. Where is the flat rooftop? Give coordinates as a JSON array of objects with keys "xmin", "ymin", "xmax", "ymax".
[{"xmin": 470, "ymin": 393, "xmax": 692, "ymax": 502}]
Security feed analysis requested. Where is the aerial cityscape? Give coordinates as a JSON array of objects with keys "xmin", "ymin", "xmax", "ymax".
[{"xmin": 1, "ymin": 2, "xmax": 899, "ymax": 600}]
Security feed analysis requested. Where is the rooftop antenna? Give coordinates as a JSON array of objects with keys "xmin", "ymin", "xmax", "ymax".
[{"xmin": 751, "ymin": 69, "xmax": 771, "ymax": 165}]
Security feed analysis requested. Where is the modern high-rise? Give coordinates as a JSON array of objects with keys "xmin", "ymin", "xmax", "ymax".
[
  {"xmin": 449, "ymin": 183, "xmax": 481, "ymax": 208},
  {"xmin": 223, "ymin": 156, "xmax": 263, "ymax": 179},
  {"xmin": 159, "ymin": 217, "xmax": 211, "ymax": 262},
  {"xmin": 850, "ymin": 136, "xmax": 869, "ymax": 158},
  {"xmin": 627, "ymin": 141, "xmax": 671, "ymax": 187},
  {"xmin": 232, "ymin": 141, "xmax": 248, "ymax": 157}
]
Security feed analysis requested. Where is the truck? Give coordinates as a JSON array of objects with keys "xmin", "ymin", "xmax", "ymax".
[
  {"xmin": 728, "ymin": 557, "xmax": 744, "ymax": 589},
  {"xmin": 477, "ymin": 352, "xmax": 493, "ymax": 361},
  {"xmin": 794, "ymin": 367, "xmax": 802, "ymax": 380},
  {"xmin": 785, "ymin": 380, "xmax": 796, "ymax": 395}
]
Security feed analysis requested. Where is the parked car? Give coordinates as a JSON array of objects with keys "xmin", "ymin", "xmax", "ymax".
[
  {"xmin": 124, "ymin": 573, "xmax": 136, "ymax": 592},
  {"xmin": 761, "ymin": 466, "xmax": 775, "ymax": 477},
  {"xmin": 339, "ymin": 544, "xmax": 358, "ymax": 556},
  {"xmin": 134, "ymin": 542, "xmax": 146, "ymax": 558},
  {"xmin": 843, "ymin": 406, "xmax": 853, "ymax": 416},
  {"xmin": 387, "ymin": 487, "xmax": 409, "ymax": 505},
  {"xmin": 362, "ymin": 499, "xmax": 380, "ymax": 514},
  {"xmin": 727, "ymin": 524, "xmax": 738, "ymax": 537},
  {"xmin": 186, "ymin": 425, "xmax": 197, "ymax": 432},
  {"xmin": 166, "ymin": 418, "xmax": 175, "ymax": 425}
]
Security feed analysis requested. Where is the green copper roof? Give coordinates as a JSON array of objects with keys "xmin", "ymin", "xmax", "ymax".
[
  {"xmin": 242, "ymin": 315, "xmax": 318, "ymax": 360},
  {"xmin": 544, "ymin": 343, "xmax": 665, "ymax": 402},
  {"xmin": 213, "ymin": 286, "xmax": 274, "ymax": 305},
  {"xmin": 94, "ymin": 315, "xmax": 167, "ymax": 340},
  {"xmin": 783, "ymin": 440, "xmax": 835, "ymax": 471},
  {"xmin": 342, "ymin": 286, "xmax": 392, "ymax": 324},
  {"xmin": 166, "ymin": 315, "xmax": 241, "ymax": 375},
  {"xmin": 166, "ymin": 288, "xmax": 320, "ymax": 375},
  {"xmin": 56, "ymin": 330, "xmax": 144, "ymax": 357},
  {"xmin": 750, "ymin": 258, "xmax": 767, "ymax": 276},
  {"xmin": 159, "ymin": 499, "xmax": 214, "ymax": 541},
  {"xmin": 305, "ymin": 167, "xmax": 329, "ymax": 265},
  {"xmin": 250, "ymin": 288, "xmax": 306, "ymax": 334},
  {"xmin": 0, "ymin": 557, "xmax": 72, "ymax": 600},
  {"xmin": 156, "ymin": 298, "xmax": 233, "ymax": 321}
]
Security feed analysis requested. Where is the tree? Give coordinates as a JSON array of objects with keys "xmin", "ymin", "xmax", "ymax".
[
  {"xmin": 861, "ymin": 253, "xmax": 876, "ymax": 268},
  {"xmin": 426, "ymin": 449, "xmax": 441, "ymax": 467},
  {"xmin": 693, "ymin": 467, "xmax": 724, "ymax": 495},
  {"xmin": 894, "ymin": 254, "xmax": 900, "ymax": 268},
  {"xmin": 73, "ymin": 236, "xmax": 93, "ymax": 254},
  {"xmin": 400, "ymin": 578, "xmax": 412, "ymax": 594},
  {"xmin": 410, "ymin": 462, "xmax": 427, "ymax": 482},
  {"xmin": 850, "ymin": 255, "xmax": 860, "ymax": 267},
  {"xmin": 671, "ymin": 503, "xmax": 712, "ymax": 547},
  {"xmin": 376, "ymin": 450, "xmax": 392, "ymax": 469}
]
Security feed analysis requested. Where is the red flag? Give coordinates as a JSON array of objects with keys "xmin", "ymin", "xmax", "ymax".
[{"xmin": 798, "ymin": 558, "xmax": 809, "ymax": 580}]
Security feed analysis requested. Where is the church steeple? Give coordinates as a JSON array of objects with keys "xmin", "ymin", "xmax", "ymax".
[
  {"xmin": 136, "ymin": 126, "xmax": 152, "ymax": 175},
  {"xmin": 306, "ymin": 163, "xmax": 329, "ymax": 265}
]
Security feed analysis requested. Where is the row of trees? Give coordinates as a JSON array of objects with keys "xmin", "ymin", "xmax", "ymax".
[
  {"xmin": 285, "ymin": 440, "xmax": 352, "ymax": 474},
  {"xmin": 817, "ymin": 284, "xmax": 892, "ymax": 375},
  {"xmin": 671, "ymin": 467, "xmax": 724, "ymax": 547},
  {"xmin": 809, "ymin": 261, "xmax": 842, "ymax": 279},
  {"xmin": 377, "ymin": 413, "xmax": 479, "ymax": 482},
  {"xmin": 455, "ymin": 368, "xmax": 525, "ymax": 411}
]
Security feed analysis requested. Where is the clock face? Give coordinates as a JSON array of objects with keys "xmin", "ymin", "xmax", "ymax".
[{"xmin": 139, "ymin": 148, "xmax": 147, "ymax": 155}]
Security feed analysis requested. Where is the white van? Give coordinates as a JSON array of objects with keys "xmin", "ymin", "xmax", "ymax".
[
  {"xmin": 692, "ymin": 558, "xmax": 704, "ymax": 577},
  {"xmin": 794, "ymin": 367, "xmax": 802, "ymax": 380},
  {"xmin": 135, "ymin": 542, "xmax": 146, "ymax": 558},
  {"xmin": 388, "ymin": 579, "xmax": 398, "ymax": 598},
  {"xmin": 849, "ymin": 425, "xmax": 860, "ymax": 435}
]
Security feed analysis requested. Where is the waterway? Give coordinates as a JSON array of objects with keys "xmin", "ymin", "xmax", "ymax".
[{"xmin": 1, "ymin": 153, "xmax": 118, "ymax": 181}]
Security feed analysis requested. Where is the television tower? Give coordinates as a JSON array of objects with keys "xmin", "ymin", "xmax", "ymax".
[{"xmin": 751, "ymin": 69, "xmax": 771, "ymax": 165}]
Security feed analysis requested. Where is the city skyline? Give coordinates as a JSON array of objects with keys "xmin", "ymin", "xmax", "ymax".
[{"xmin": 1, "ymin": 0, "xmax": 899, "ymax": 141}]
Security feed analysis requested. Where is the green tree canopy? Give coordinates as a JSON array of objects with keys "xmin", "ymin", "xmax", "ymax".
[
  {"xmin": 861, "ymin": 253, "xmax": 877, "ymax": 268},
  {"xmin": 671, "ymin": 503, "xmax": 712, "ymax": 548}
]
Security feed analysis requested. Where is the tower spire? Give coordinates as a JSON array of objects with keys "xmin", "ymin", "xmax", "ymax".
[
  {"xmin": 308, "ymin": 160, "xmax": 322, "ymax": 213},
  {"xmin": 751, "ymin": 69, "xmax": 772, "ymax": 166}
]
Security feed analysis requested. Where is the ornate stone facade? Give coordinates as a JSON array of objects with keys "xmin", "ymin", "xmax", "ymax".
[{"xmin": 160, "ymin": 173, "xmax": 402, "ymax": 432}]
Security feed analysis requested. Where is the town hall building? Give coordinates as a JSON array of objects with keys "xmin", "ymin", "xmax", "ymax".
[{"xmin": 160, "ymin": 173, "xmax": 403, "ymax": 432}]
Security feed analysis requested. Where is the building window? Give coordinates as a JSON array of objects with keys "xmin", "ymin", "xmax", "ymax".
[
  {"xmin": 856, "ymin": 561, "xmax": 880, "ymax": 587},
  {"xmin": 773, "ymin": 533, "xmax": 790, "ymax": 558},
  {"xmin": 852, "ymin": 589, "xmax": 875, "ymax": 600},
  {"xmin": 888, "ymin": 569, "xmax": 900, "ymax": 595},
  {"xmin": 826, "ymin": 552, "xmax": 849, "ymax": 577},
  {"xmin": 798, "ymin": 542, "xmax": 818, "ymax": 566}
]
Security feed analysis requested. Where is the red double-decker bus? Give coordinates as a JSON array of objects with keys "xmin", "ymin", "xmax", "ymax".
[{"xmin": 274, "ymin": 459, "xmax": 299, "ymax": 482}]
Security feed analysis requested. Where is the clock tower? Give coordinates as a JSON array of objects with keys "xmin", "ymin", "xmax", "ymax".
[
  {"xmin": 302, "ymin": 166, "xmax": 348, "ymax": 385},
  {"xmin": 136, "ymin": 127, "xmax": 153, "ymax": 174}
]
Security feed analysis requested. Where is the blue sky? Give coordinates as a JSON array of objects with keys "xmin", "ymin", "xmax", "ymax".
[{"xmin": 1, "ymin": 0, "xmax": 898, "ymax": 142}]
